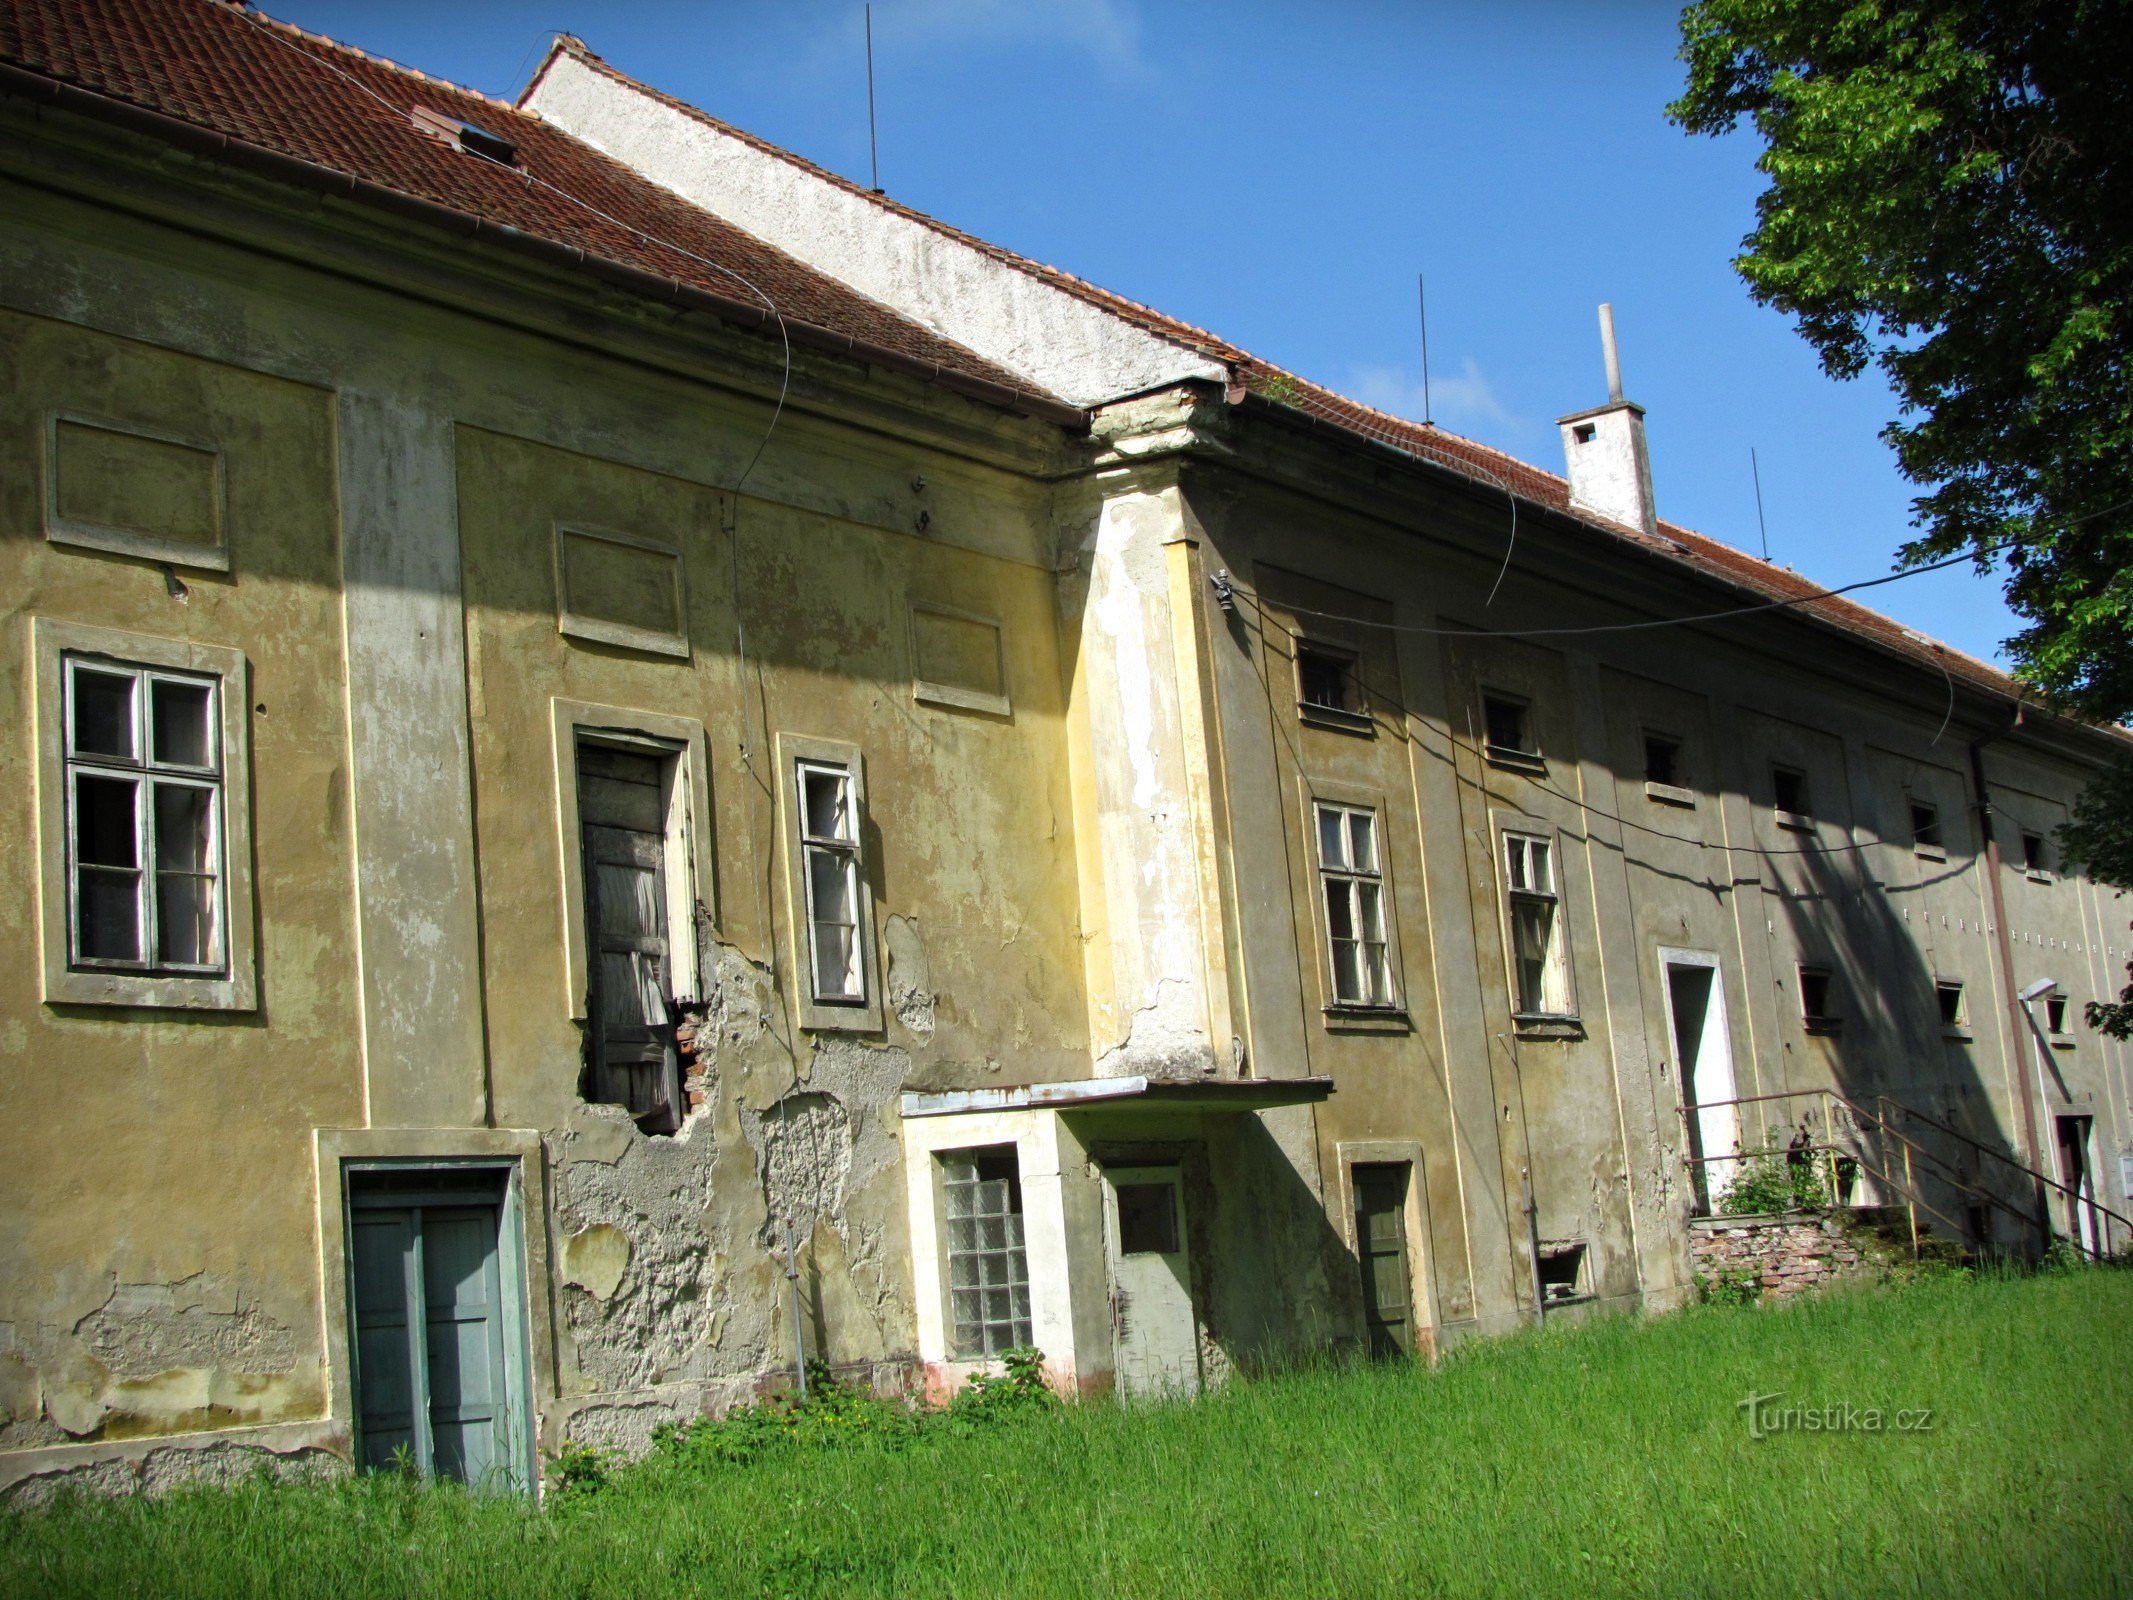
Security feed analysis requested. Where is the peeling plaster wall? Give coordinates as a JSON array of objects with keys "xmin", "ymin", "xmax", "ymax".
[{"xmin": 525, "ymin": 52, "xmax": 1224, "ymax": 410}]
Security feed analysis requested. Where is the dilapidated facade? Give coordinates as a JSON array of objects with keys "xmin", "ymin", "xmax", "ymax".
[{"xmin": 4, "ymin": 0, "xmax": 2129, "ymax": 1505}]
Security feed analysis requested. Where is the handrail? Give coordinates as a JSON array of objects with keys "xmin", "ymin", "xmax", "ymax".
[{"xmin": 1677, "ymin": 1084, "xmax": 2127, "ymax": 1261}]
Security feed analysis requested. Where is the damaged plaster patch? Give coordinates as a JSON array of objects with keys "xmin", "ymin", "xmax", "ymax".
[
  {"xmin": 561, "ymin": 1225, "xmax": 631, "ymax": 1302},
  {"xmin": 742, "ymin": 1092, "xmax": 852, "ymax": 1243},
  {"xmin": 77, "ymin": 1280, "xmax": 296, "ymax": 1380},
  {"xmin": 884, "ymin": 915, "xmax": 936, "ymax": 1037},
  {"xmin": 1095, "ymin": 977, "xmax": 1214, "ymax": 1079}
]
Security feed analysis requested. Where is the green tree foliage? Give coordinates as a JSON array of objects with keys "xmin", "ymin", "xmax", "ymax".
[
  {"xmin": 1672, "ymin": 0, "xmax": 2133, "ymax": 1032},
  {"xmin": 1672, "ymin": 0, "xmax": 2132, "ymax": 718}
]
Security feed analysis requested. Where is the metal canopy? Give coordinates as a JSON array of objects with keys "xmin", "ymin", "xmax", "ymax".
[{"xmin": 899, "ymin": 1074, "xmax": 1334, "ymax": 1120}]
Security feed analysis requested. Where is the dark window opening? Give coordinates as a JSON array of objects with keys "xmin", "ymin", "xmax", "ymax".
[
  {"xmin": 1799, "ymin": 966, "xmax": 1838, "ymax": 1028},
  {"xmin": 1483, "ymin": 693, "xmax": 1535, "ymax": 758},
  {"xmin": 1537, "ymin": 1241, "xmax": 1587, "ymax": 1304},
  {"xmin": 1936, "ymin": 980, "xmax": 1966, "ymax": 1029},
  {"xmin": 1114, "ymin": 1181, "xmax": 1180, "ymax": 1256},
  {"xmin": 1572, "ymin": 423, "xmax": 1597, "ymax": 444},
  {"xmin": 2046, "ymin": 993, "xmax": 2069, "ymax": 1035},
  {"xmin": 579, "ymin": 741, "xmax": 683, "ymax": 1135},
  {"xmin": 2022, "ymin": 831, "xmax": 2048, "ymax": 873},
  {"xmin": 1911, "ymin": 802, "xmax": 1943, "ymax": 850},
  {"xmin": 1297, "ymin": 646, "xmax": 1355, "ymax": 714},
  {"xmin": 1772, "ymin": 765, "xmax": 1809, "ymax": 818},
  {"xmin": 1644, "ymin": 734, "xmax": 1681, "ymax": 787}
]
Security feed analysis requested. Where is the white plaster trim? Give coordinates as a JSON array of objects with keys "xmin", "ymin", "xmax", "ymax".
[{"xmin": 524, "ymin": 54, "xmax": 1225, "ymax": 408}]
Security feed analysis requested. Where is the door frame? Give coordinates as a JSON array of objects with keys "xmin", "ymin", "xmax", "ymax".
[
  {"xmin": 1337, "ymin": 1139, "xmax": 1436, "ymax": 1360},
  {"xmin": 314, "ymin": 1128, "xmax": 551, "ymax": 1494},
  {"xmin": 1658, "ymin": 947, "xmax": 1740, "ymax": 1213},
  {"xmin": 1098, "ymin": 1163, "xmax": 1202, "ymax": 1395}
]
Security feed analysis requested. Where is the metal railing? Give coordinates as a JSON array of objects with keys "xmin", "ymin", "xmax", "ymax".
[{"xmin": 1678, "ymin": 1086, "xmax": 2130, "ymax": 1262}]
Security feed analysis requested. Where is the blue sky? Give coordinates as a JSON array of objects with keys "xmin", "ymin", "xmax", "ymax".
[{"xmin": 271, "ymin": 0, "xmax": 2021, "ymax": 666}]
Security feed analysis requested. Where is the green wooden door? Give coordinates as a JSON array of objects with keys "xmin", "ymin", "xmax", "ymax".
[
  {"xmin": 350, "ymin": 1172, "xmax": 521, "ymax": 1488},
  {"xmin": 1352, "ymin": 1163, "xmax": 1415, "ymax": 1357}
]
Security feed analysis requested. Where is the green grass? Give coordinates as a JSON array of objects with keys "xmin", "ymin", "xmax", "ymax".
[{"xmin": 6, "ymin": 1269, "xmax": 2131, "ymax": 1598}]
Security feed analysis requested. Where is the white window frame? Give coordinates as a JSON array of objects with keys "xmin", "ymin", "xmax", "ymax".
[
  {"xmin": 33, "ymin": 618, "xmax": 255, "ymax": 1009},
  {"xmin": 777, "ymin": 732, "xmax": 882, "ymax": 1032},
  {"xmin": 1501, "ymin": 825, "xmax": 1575, "ymax": 1020},
  {"xmin": 550, "ymin": 699, "xmax": 715, "ymax": 1022},
  {"xmin": 1313, "ymin": 798, "xmax": 1398, "ymax": 1010}
]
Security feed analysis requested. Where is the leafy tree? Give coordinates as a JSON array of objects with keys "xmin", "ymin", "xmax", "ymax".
[
  {"xmin": 1672, "ymin": 0, "xmax": 2133, "ymax": 1031},
  {"xmin": 1671, "ymin": 0, "xmax": 2132, "ymax": 720}
]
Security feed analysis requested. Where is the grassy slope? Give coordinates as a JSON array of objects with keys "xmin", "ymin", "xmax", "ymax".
[{"xmin": 4, "ymin": 1270, "xmax": 2130, "ymax": 1599}]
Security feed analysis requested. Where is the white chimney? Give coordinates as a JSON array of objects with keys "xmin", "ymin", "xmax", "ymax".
[{"xmin": 1557, "ymin": 303, "xmax": 1658, "ymax": 538}]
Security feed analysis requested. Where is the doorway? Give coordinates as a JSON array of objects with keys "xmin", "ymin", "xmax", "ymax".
[
  {"xmin": 1101, "ymin": 1166, "xmax": 1201, "ymax": 1397},
  {"xmin": 1351, "ymin": 1163, "xmax": 1416, "ymax": 1357},
  {"xmin": 2056, "ymin": 1114, "xmax": 2100, "ymax": 1256},
  {"xmin": 347, "ymin": 1165, "xmax": 531, "ymax": 1489},
  {"xmin": 1661, "ymin": 950, "xmax": 1740, "ymax": 1214}
]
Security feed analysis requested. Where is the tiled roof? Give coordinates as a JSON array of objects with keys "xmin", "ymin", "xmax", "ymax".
[
  {"xmin": 549, "ymin": 40, "xmax": 2040, "ymax": 710},
  {"xmin": 0, "ymin": 0, "xmax": 1048, "ymax": 405}
]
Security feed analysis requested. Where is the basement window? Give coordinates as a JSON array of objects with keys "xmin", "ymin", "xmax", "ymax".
[
  {"xmin": 940, "ymin": 1147, "xmax": 1033, "ymax": 1358},
  {"xmin": 1799, "ymin": 966, "xmax": 1841, "ymax": 1034},
  {"xmin": 1482, "ymin": 692, "xmax": 1540, "ymax": 766},
  {"xmin": 1911, "ymin": 802, "xmax": 1945, "ymax": 858},
  {"xmin": 1936, "ymin": 980, "xmax": 1967, "ymax": 1032},
  {"xmin": 1537, "ymin": 1240, "xmax": 1588, "ymax": 1304}
]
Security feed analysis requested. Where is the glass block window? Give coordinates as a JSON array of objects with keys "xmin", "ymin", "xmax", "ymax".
[{"xmin": 941, "ymin": 1146, "xmax": 1032, "ymax": 1357}]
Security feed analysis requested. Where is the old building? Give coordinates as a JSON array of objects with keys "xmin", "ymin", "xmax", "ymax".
[{"xmin": 3, "ymin": 0, "xmax": 2127, "ymax": 1502}]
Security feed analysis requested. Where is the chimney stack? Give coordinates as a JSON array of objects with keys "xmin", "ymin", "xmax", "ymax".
[{"xmin": 1557, "ymin": 303, "xmax": 1658, "ymax": 538}]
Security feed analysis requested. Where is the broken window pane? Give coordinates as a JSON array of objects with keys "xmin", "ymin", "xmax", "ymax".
[
  {"xmin": 579, "ymin": 742, "xmax": 684, "ymax": 1133},
  {"xmin": 802, "ymin": 766, "xmax": 853, "ymax": 842}
]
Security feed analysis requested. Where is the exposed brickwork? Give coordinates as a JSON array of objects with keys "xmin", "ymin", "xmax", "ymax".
[{"xmin": 1689, "ymin": 1213, "xmax": 1872, "ymax": 1301}]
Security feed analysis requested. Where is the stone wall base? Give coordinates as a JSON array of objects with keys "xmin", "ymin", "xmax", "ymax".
[
  {"xmin": 1689, "ymin": 1212, "xmax": 1872, "ymax": 1301},
  {"xmin": 0, "ymin": 1418, "xmax": 350, "ymax": 1510}
]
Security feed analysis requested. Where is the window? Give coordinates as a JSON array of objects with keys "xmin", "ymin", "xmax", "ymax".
[
  {"xmin": 34, "ymin": 620, "xmax": 254, "ymax": 1009},
  {"xmin": 2046, "ymin": 993, "xmax": 2069, "ymax": 1036},
  {"xmin": 1316, "ymin": 801, "xmax": 1394, "ymax": 1008},
  {"xmin": 779, "ymin": 734, "xmax": 881, "ymax": 1031},
  {"xmin": 1644, "ymin": 734, "xmax": 1681, "ymax": 787},
  {"xmin": 63, "ymin": 656, "xmax": 224, "ymax": 973},
  {"xmin": 2022, "ymin": 831, "xmax": 2051, "ymax": 877},
  {"xmin": 1114, "ymin": 1182, "xmax": 1180, "ymax": 1255},
  {"xmin": 578, "ymin": 742, "xmax": 686, "ymax": 1133},
  {"xmin": 1911, "ymin": 802, "xmax": 1944, "ymax": 855},
  {"xmin": 1482, "ymin": 693, "xmax": 1538, "ymax": 762},
  {"xmin": 1799, "ymin": 966, "xmax": 1839, "ymax": 1032},
  {"xmin": 1537, "ymin": 1240, "xmax": 1589, "ymax": 1305},
  {"xmin": 1936, "ymin": 980, "xmax": 1967, "ymax": 1030},
  {"xmin": 1504, "ymin": 831, "xmax": 1573, "ymax": 1018},
  {"xmin": 1297, "ymin": 645, "xmax": 1357, "ymax": 716},
  {"xmin": 941, "ymin": 1147, "xmax": 1032, "ymax": 1357},
  {"xmin": 1772, "ymin": 765, "xmax": 1810, "ymax": 823}
]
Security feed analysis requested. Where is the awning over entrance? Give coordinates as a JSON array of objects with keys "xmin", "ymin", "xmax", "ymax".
[{"xmin": 900, "ymin": 1074, "xmax": 1334, "ymax": 1119}]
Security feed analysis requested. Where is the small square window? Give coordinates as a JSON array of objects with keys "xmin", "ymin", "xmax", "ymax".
[
  {"xmin": 2045, "ymin": 993, "xmax": 2068, "ymax": 1035},
  {"xmin": 1772, "ymin": 765, "xmax": 1809, "ymax": 821},
  {"xmin": 1297, "ymin": 646, "xmax": 1355, "ymax": 715},
  {"xmin": 2021, "ymin": 831, "xmax": 2050, "ymax": 875},
  {"xmin": 1643, "ymin": 734, "xmax": 1681, "ymax": 787},
  {"xmin": 1483, "ymin": 693, "xmax": 1536, "ymax": 761},
  {"xmin": 1537, "ymin": 1240, "xmax": 1588, "ymax": 1304},
  {"xmin": 1936, "ymin": 980, "xmax": 1966, "ymax": 1030},
  {"xmin": 1114, "ymin": 1182, "xmax": 1179, "ymax": 1256},
  {"xmin": 1911, "ymin": 802, "xmax": 1944, "ymax": 853},
  {"xmin": 1799, "ymin": 966, "xmax": 1839, "ymax": 1031}
]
